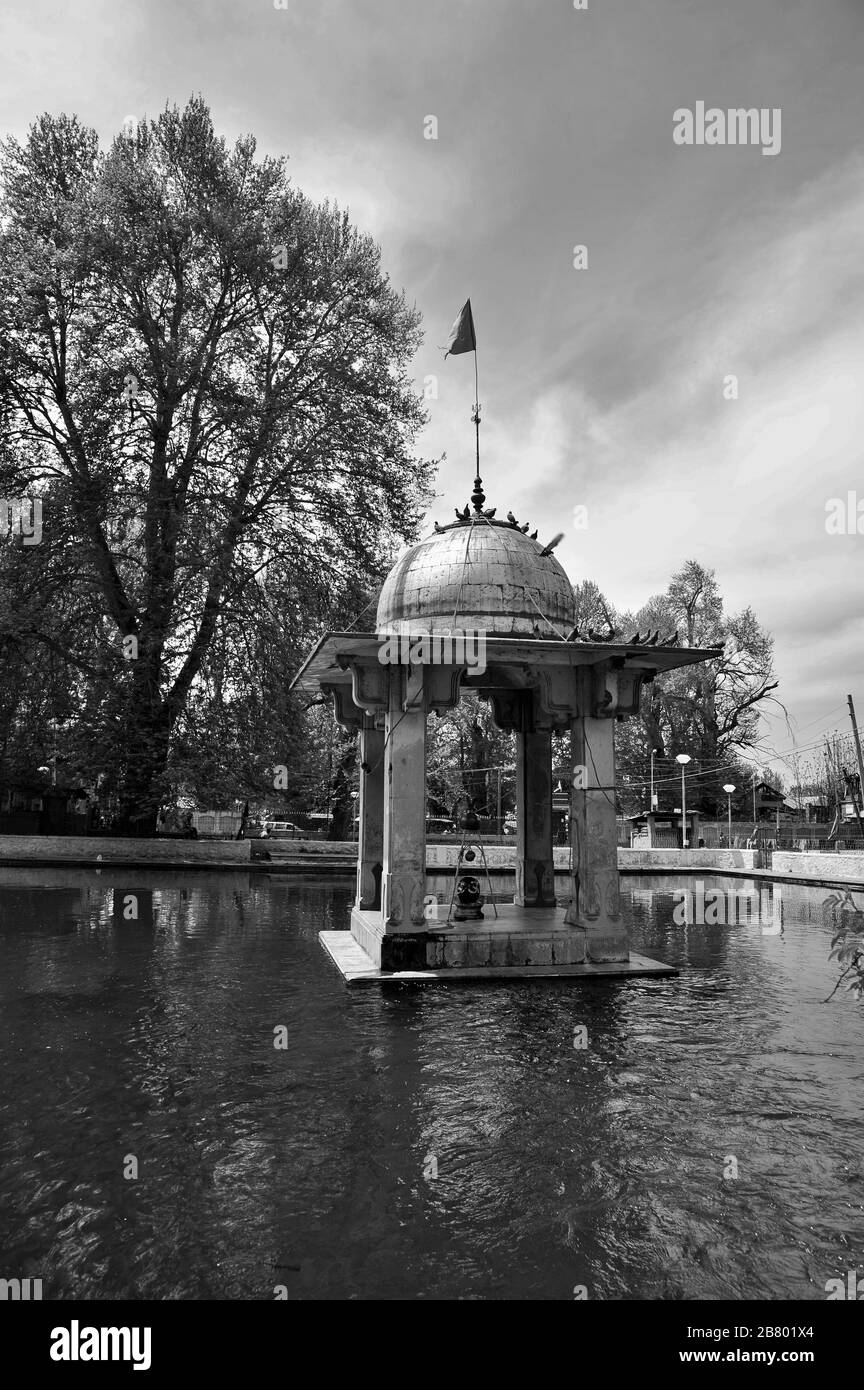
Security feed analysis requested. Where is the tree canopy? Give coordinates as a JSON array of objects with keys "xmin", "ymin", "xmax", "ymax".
[
  {"xmin": 0, "ymin": 99, "xmax": 435, "ymax": 824},
  {"xmin": 579, "ymin": 560, "xmax": 779, "ymax": 814}
]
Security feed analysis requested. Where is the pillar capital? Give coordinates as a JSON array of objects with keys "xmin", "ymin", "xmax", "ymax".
[
  {"xmin": 334, "ymin": 656, "xmax": 390, "ymax": 713},
  {"xmin": 321, "ymin": 681, "xmax": 364, "ymax": 732},
  {"xmin": 591, "ymin": 662, "xmax": 651, "ymax": 719},
  {"xmin": 526, "ymin": 666, "xmax": 580, "ymax": 727}
]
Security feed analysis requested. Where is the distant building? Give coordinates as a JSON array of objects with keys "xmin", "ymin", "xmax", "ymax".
[
  {"xmin": 751, "ymin": 781, "xmax": 797, "ymax": 824},
  {"xmin": 795, "ymin": 795, "xmax": 830, "ymax": 824},
  {"xmin": 625, "ymin": 810, "xmax": 701, "ymax": 849}
]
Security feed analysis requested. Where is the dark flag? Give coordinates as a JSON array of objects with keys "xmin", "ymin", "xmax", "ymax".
[{"xmin": 444, "ymin": 299, "xmax": 476, "ymax": 357}]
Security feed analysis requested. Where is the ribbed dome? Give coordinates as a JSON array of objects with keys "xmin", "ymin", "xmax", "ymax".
[{"xmin": 376, "ymin": 518, "xmax": 577, "ymax": 637}]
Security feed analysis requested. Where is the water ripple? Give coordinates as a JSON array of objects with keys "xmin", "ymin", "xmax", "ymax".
[{"xmin": 1, "ymin": 871, "xmax": 863, "ymax": 1299}]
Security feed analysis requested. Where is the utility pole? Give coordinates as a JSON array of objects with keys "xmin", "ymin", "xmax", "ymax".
[
  {"xmin": 792, "ymin": 749, "xmax": 803, "ymax": 817},
  {"xmin": 847, "ymin": 695, "xmax": 864, "ymax": 847},
  {"xmin": 841, "ymin": 765, "xmax": 864, "ymax": 844},
  {"xmin": 648, "ymin": 747, "xmax": 661, "ymax": 847},
  {"xmin": 825, "ymin": 737, "xmax": 842, "ymax": 845}
]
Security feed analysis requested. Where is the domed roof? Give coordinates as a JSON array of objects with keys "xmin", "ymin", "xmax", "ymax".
[{"xmin": 377, "ymin": 490, "xmax": 576, "ymax": 638}]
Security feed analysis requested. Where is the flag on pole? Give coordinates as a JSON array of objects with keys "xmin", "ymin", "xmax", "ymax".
[{"xmin": 444, "ymin": 299, "xmax": 476, "ymax": 357}]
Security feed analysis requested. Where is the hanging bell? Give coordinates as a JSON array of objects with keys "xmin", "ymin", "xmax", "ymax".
[{"xmin": 453, "ymin": 845, "xmax": 484, "ymax": 921}]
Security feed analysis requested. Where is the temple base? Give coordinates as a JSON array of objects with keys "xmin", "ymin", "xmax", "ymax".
[
  {"xmin": 321, "ymin": 930, "xmax": 675, "ymax": 985},
  {"xmin": 325, "ymin": 905, "xmax": 676, "ymax": 984}
]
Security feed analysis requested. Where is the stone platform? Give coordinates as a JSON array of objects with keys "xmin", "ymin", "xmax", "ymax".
[{"xmin": 321, "ymin": 904, "xmax": 676, "ymax": 985}]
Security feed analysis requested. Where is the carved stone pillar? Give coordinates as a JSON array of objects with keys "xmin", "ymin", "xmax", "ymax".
[
  {"xmin": 564, "ymin": 673, "xmax": 628, "ymax": 961},
  {"xmin": 514, "ymin": 727, "xmax": 556, "ymax": 907},
  {"xmin": 381, "ymin": 665, "xmax": 428, "ymax": 931},
  {"xmin": 356, "ymin": 714, "xmax": 384, "ymax": 910}
]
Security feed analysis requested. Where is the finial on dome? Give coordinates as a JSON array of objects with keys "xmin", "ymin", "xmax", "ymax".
[{"xmin": 471, "ymin": 474, "xmax": 486, "ymax": 512}]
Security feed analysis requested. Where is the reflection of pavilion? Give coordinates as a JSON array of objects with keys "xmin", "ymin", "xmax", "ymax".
[{"xmin": 292, "ymin": 477, "xmax": 718, "ymax": 982}]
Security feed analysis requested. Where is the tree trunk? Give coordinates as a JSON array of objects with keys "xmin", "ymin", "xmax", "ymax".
[{"xmin": 118, "ymin": 700, "xmax": 171, "ymax": 834}]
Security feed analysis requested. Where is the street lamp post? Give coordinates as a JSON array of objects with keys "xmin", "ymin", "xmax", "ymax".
[
  {"xmin": 37, "ymin": 754, "xmax": 57, "ymax": 788},
  {"xmin": 675, "ymin": 753, "xmax": 692, "ymax": 849},
  {"xmin": 496, "ymin": 767, "xmax": 502, "ymax": 840},
  {"xmin": 648, "ymin": 748, "xmax": 660, "ymax": 847},
  {"xmin": 723, "ymin": 783, "xmax": 736, "ymax": 847}
]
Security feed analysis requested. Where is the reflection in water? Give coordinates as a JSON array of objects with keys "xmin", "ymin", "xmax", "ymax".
[{"xmin": 0, "ymin": 869, "xmax": 863, "ymax": 1300}]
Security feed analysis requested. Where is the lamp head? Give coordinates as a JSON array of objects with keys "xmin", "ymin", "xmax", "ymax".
[
  {"xmin": 675, "ymin": 753, "xmax": 692, "ymax": 766},
  {"xmin": 723, "ymin": 783, "xmax": 736, "ymax": 794}
]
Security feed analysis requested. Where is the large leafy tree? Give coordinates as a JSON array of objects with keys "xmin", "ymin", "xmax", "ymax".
[
  {"xmin": 614, "ymin": 560, "xmax": 778, "ymax": 813},
  {"xmin": 0, "ymin": 100, "xmax": 434, "ymax": 825},
  {"xmin": 0, "ymin": 479, "xmax": 104, "ymax": 796},
  {"xmin": 572, "ymin": 578, "xmax": 616, "ymax": 635}
]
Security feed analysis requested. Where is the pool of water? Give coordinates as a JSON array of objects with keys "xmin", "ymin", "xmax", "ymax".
[{"xmin": 1, "ymin": 868, "xmax": 862, "ymax": 1300}]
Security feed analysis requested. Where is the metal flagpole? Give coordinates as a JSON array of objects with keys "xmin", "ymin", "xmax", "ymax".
[
  {"xmin": 472, "ymin": 348, "xmax": 480, "ymax": 487},
  {"xmin": 445, "ymin": 299, "xmax": 482, "ymax": 503}
]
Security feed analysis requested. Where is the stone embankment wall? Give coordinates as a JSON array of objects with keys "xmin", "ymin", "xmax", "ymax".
[
  {"xmin": 618, "ymin": 848, "xmax": 760, "ymax": 871},
  {"xmin": 771, "ymin": 851, "xmax": 864, "ymax": 885},
  {"xmin": 8, "ymin": 837, "xmax": 830, "ymax": 877},
  {"xmin": 272, "ymin": 843, "xmax": 763, "ymax": 872},
  {"xmin": 0, "ymin": 836, "xmax": 251, "ymax": 866}
]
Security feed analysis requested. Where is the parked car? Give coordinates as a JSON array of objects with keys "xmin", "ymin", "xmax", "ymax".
[
  {"xmin": 262, "ymin": 820, "xmax": 301, "ymax": 839},
  {"xmin": 426, "ymin": 816, "xmax": 457, "ymax": 834}
]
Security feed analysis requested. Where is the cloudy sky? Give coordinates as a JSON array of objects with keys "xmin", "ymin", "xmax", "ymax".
[{"xmin": 2, "ymin": 0, "xmax": 863, "ymax": 785}]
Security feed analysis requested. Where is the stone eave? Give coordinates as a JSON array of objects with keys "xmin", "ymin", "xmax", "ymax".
[{"xmin": 289, "ymin": 631, "xmax": 721, "ymax": 697}]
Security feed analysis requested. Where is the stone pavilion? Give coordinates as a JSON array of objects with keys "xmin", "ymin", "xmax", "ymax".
[{"xmin": 291, "ymin": 477, "xmax": 719, "ymax": 983}]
